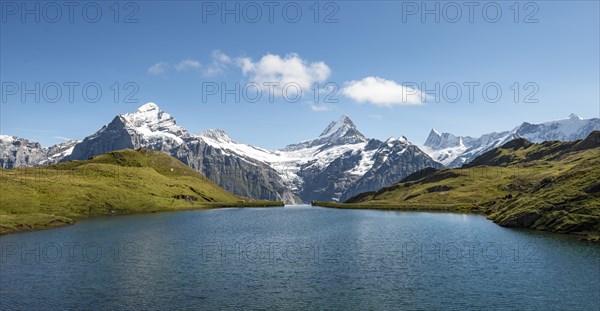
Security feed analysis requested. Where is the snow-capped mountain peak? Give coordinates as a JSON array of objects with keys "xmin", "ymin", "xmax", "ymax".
[
  {"xmin": 283, "ymin": 115, "xmax": 367, "ymax": 151},
  {"xmin": 137, "ymin": 102, "xmax": 159, "ymax": 112},
  {"xmin": 317, "ymin": 115, "xmax": 367, "ymax": 143},
  {"xmin": 119, "ymin": 103, "xmax": 189, "ymax": 142},
  {"xmin": 67, "ymin": 103, "xmax": 191, "ymax": 161},
  {"xmin": 423, "ymin": 129, "xmax": 466, "ymax": 150},
  {"xmin": 386, "ymin": 136, "xmax": 409, "ymax": 145},
  {"xmin": 199, "ymin": 129, "xmax": 232, "ymax": 142},
  {"xmin": 319, "ymin": 115, "xmax": 356, "ymax": 137},
  {"xmin": 122, "ymin": 103, "xmax": 176, "ymax": 128},
  {"xmin": 568, "ymin": 113, "xmax": 582, "ymax": 120}
]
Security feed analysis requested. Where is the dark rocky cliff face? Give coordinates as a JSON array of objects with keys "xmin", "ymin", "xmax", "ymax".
[
  {"xmin": 68, "ymin": 117, "xmax": 135, "ymax": 161},
  {"xmin": 340, "ymin": 144, "xmax": 444, "ymax": 202},
  {"xmin": 172, "ymin": 140, "xmax": 300, "ymax": 203}
]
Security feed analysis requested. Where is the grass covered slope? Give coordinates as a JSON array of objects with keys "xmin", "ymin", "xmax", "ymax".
[
  {"xmin": 315, "ymin": 132, "xmax": 600, "ymax": 237},
  {"xmin": 0, "ymin": 149, "xmax": 282, "ymax": 234}
]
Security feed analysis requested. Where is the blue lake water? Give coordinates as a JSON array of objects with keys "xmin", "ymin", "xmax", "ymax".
[{"xmin": 1, "ymin": 206, "xmax": 599, "ymax": 310}]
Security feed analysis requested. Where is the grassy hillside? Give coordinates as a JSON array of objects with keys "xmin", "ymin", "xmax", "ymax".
[
  {"xmin": 0, "ymin": 149, "xmax": 283, "ymax": 235},
  {"xmin": 314, "ymin": 132, "xmax": 600, "ymax": 238}
]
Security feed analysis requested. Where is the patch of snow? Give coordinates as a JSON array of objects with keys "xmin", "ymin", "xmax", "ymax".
[
  {"xmin": 119, "ymin": 103, "xmax": 189, "ymax": 147},
  {"xmin": 348, "ymin": 148, "xmax": 377, "ymax": 176},
  {"xmin": 0, "ymin": 135, "xmax": 15, "ymax": 143}
]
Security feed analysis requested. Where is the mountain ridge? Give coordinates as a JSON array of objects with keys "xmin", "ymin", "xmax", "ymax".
[
  {"xmin": 0, "ymin": 103, "xmax": 440, "ymax": 203},
  {"xmin": 2, "ymin": 103, "xmax": 598, "ymax": 204},
  {"xmin": 421, "ymin": 114, "xmax": 600, "ymax": 167}
]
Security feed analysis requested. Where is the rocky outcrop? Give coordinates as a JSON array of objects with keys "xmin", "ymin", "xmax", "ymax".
[
  {"xmin": 172, "ymin": 139, "xmax": 299, "ymax": 203},
  {"xmin": 340, "ymin": 143, "xmax": 444, "ymax": 202},
  {"xmin": 68, "ymin": 117, "xmax": 136, "ymax": 160},
  {"xmin": 0, "ymin": 136, "xmax": 77, "ymax": 168}
]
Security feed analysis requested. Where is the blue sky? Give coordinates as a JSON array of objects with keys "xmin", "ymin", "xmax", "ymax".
[{"xmin": 1, "ymin": 1, "xmax": 599, "ymax": 149}]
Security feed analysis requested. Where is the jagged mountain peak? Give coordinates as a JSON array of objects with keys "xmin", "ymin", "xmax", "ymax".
[
  {"xmin": 424, "ymin": 129, "xmax": 442, "ymax": 147},
  {"xmin": 568, "ymin": 113, "xmax": 581, "ymax": 120},
  {"xmin": 423, "ymin": 128, "xmax": 462, "ymax": 149},
  {"xmin": 199, "ymin": 128, "xmax": 232, "ymax": 142},
  {"xmin": 283, "ymin": 116, "xmax": 367, "ymax": 151},
  {"xmin": 118, "ymin": 103, "xmax": 189, "ymax": 138},
  {"xmin": 319, "ymin": 115, "xmax": 358, "ymax": 137},
  {"xmin": 338, "ymin": 115, "xmax": 354, "ymax": 126},
  {"xmin": 386, "ymin": 136, "xmax": 409, "ymax": 145},
  {"xmin": 429, "ymin": 128, "xmax": 441, "ymax": 137},
  {"xmin": 123, "ymin": 102, "xmax": 172, "ymax": 124},
  {"xmin": 319, "ymin": 115, "xmax": 367, "ymax": 143},
  {"xmin": 67, "ymin": 103, "xmax": 190, "ymax": 162}
]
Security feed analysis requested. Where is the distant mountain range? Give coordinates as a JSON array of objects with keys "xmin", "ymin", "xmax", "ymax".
[
  {"xmin": 419, "ymin": 113, "xmax": 600, "ymax": 167},
  {"xmin": 1, "ymin": 103, "xmax": 598, "ymax": 203}
]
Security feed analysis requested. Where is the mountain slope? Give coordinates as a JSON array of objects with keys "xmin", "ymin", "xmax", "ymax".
[
  {"xmin": 318, "ymin": 132, "xmax": 600, "ymax": 237},
  {"xmin": 0, "ymin": 148, "xmax": 281, "ymax": 235},
  {"xmin": 172, "ymin": 136, "xmax": 298, "ymax": 203},
  {"xmin": 421, "ymin": 114, "xmax": 600, "ymax": 167}
]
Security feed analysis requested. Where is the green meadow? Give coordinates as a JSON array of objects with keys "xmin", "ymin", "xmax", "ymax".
[{"xmin": 0, "ymin": 149, "xmax": 282, "ymax": 234}]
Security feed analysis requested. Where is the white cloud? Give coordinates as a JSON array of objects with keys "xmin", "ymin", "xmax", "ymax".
[
  {"xmin": 236, "ymin": 53, "xmax": 331, "ymax": 91},
  {"xmin": 342, "ymin": 76, "xmax": 427, "ymax": 106},
  {"xmin": 148, "ymin": 62, "xmax": 169, "ymax": 75},
  {"xmin": 212, "ymin": 50, "xmax": 231, "ymax": 64},
  {"xmin": 307, "ymin": 102, "xmax": 336, "ymax": 112},
  {"xmin": 175, "ymin": 59, "xmax": 201, "ymax": 71},
  {"xmin": 149, "ymin": 52, "xmax": 331, "ymax": 87},
  {"xmin": 203, "ymin": 50, "xmax": 232, "ymax": 77},
  {"xmin": 148, "ymin": 50, "xmax": 231, "ymax": 76}
]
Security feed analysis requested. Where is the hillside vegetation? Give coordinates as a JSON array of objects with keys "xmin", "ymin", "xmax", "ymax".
[
  {"xmin": 0, "ymin": 149, "xmax": 282, "ymax": 234},
  {"xmin": 315, "ymin": 132, "xmax": 600, "ymax": 238}
]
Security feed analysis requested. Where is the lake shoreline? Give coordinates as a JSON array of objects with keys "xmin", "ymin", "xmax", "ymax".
[
  {"xmin": 312, "ymin": 201, "xmax": 600, "ymax": 242},
  {"xmin": 0, "ymin": 200, "xmax": 284, "ymax": 236},
  {"xmin": 3, "ymin": 201, "xmax": 597, "ymax": 243}
]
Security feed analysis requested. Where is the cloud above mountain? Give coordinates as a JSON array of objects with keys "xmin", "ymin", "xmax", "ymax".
[
  {"xmin": 148, "ymin": 50, "xmax": 232, "ymax": 76},
  {"xmin": 148, "ymin": 61, "xmax": 169, "ymax": 75},
  {"xmin": 175, "ymin": 59, "xmax": 201, "ymax": 71},
  {"xmin": 342, "ymin": 76, "xmax": 427, "ymax": 106},
  {"xmin": 148, "ymin": 52, "xmax": 431, "ymax": 109},
  {"xmin": 236, "ymin": 53, "xmax": 331, "ymax": 90}
]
